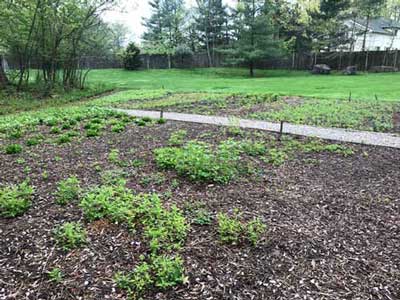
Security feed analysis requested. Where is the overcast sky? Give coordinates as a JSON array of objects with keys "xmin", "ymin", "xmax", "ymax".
[{"xmin": 102, "ymin": 0, "xmax": 236, "ymax": 42}]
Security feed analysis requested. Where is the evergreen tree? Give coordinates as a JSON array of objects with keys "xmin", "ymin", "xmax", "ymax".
[
  {"xmin": 122, "ymin": 43, "xmax": 141, "ymax": 70},
  {"xmin": 142, "ymin": 0, "xmax": 185, "ymax": 68},
  {"xmin": 308, "ymin": 0, "xmax": 351, "ymax": 52},
  {"xmin": 222, "ymin": 0, "xmax": 283, "ymax": 77},
  {"xmin": 195, "ymin": 0, "xmax": 228, "ymax": 66}
]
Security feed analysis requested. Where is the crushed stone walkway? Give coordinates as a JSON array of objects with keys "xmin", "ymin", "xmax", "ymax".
[{"xmin": 114, "ymin": 108, "xmax": 400, "ymax": 149}]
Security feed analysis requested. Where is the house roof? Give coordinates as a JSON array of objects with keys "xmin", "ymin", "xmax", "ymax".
[{"xmin": 354, "ymin": 17, "xmax": 400, "ymax": 35}]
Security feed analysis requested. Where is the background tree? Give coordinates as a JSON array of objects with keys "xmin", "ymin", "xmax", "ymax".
[
  {"xmin": 122, "ymin": 42, "xmax": 142, "ymax": 70},
  {"xmin": 352, "ymin": 0, "xmax": 386, "ymax": 51},
  {"xmin": 142, "ymin": 0, "xmax": 186, "ymax": 68},
  {"xmin": 195, "ymin": 0, "xmax": 228, "ymax": 66},
  {"xmin": 222, "ymin": 0, "xmax": 283, "ymax": 77}
]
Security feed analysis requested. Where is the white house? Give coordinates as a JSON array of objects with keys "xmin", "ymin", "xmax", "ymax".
[{"xmin": 345, "ymin": 17, "xmax": 400, "ymax": 51}]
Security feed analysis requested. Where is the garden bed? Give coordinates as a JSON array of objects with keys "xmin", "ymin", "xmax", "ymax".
[
  {"xmin": 116, "ymin": 92, "xmax": 400, "ymax": 133},
  {"xmin": 1, "ymin": 116, "xmax": 399, "ymax": 300}
]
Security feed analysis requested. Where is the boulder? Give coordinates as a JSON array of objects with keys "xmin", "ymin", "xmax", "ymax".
[
  {"xmin": 311, "ymin": 64, "xmax": 331, "ymax": 75},
  {"xmin": 370, "ymin": 66, "xmax": 399, "ymax": 73},
  {"xmin": 343, "ymin": 66, "xmax": 357, "ymax": 75}
]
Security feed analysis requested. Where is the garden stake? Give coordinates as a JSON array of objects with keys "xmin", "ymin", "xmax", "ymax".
[
  {"xmin": 278, "ymin": 121, "xmax": 284, "ymax": 141},
  {"xmin": 160, "ymin": 109, "xmax": 164, "ymax": 119}
]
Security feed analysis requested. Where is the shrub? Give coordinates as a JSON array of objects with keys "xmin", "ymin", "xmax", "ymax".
[
  {"xmin": 53, "ymin": 222, "xmax": 87, "ymax": 251},
  {"xmin": 152, "ymin": 255, "xmax": 186, "ymax": 289},
  {"xmin": 55, "ymin": 176, "xmax": 81, "ymax": 205},
  {"xmin": 154, "ymin": 140, "xmax": 241, "ymax": 184},
  {"xmin": 246, "ymin": 217, "xmax": 267, "ymax": 246},
  {"xmin": 5, "ymin": 144, "xmax": 23, "ymax": 154},
  {"xmin": 144, "ymin": 205, "xmax": 189, "ymax": 253},
  {"xmin": 217, "ymin": 212, "xmax": 243, "ymax": 244},
  {"xmin": 122, "ymin": 42, "xmax": 142, "ymax": 70},
  {"xmin": 79, "ymin": 185, "xmax": 136, "ymax": 223},
  {"xmin": 157, "ymin": 118, "xmax": 166, "ymax": 124},
  {"xmin": 114, "ymin": 261, "xmax": 153, "ymax": 297},
  {"xmin": 0, "ymin": 181, "xmax": 33, "ymax": 217}
]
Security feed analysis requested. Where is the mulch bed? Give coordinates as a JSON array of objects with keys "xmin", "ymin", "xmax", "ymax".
[{"xmin": 0, "ymin": 120, "xmax": 399, "ymax": 300}]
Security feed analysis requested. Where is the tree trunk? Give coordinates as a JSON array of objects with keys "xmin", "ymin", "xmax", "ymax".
[
  {"xmin": 0, "ymin": 56, "xmax": 9, "ymax": 87},
  {"xmin": 362, "ymin": 14, "xmax": 370, "ymax": 52},
  {"xmin": 249, "ymin": 62, "xmax": 254, "ymax": 77}
]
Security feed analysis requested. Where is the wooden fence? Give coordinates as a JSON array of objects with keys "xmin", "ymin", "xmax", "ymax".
[{"xmin": 5, "ymin": 50, "xmax": 400, "ymax": 71}]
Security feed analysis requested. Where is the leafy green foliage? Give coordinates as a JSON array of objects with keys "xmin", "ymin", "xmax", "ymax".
[
  {"xmin": 217, "ymin": 212, "xmax": 243, "ymax": 244},
  {"xmin": 246, "ymin": 218, "xmax": 267, "ymax": 246},
  {"xmin": 217, "ymin": 211, "xmax": 267, "ymax": 245},
  {"xmin": 0, "ymin": 181, "xmax": 33, "ymax": 218},
  {"xmin": 168, "ymin": 130, "xmax": 187, "ymax": 146},
  {"xmin": 122, "ymin": 43, "xmax": 142, "ymax": 70},
  {"xmin": 250, "ymin": 99, "xmax": 399, "ymax": 132},
  {"xmin": 152, "ymin": 255, "xmax": 186, "ymax": 288},
  {"xmin": 53, "ymin": 222, "xmax": 87, "ymax": 251},
  {"xmin": 5, "ymin": 143, "xmax": 23, "ymax": 154},
  {"xmin": 56, "ymin": 134, "xmax": 72, "ymax": 144},
  {"xmin": 55, "ymin": 176, "xmax": 81, "ymax": 205},
  {"xmin": 155, "ymin": 140, "xmax": 241, "ymax": 184},
  {"xmin": 114, "ymin": 261, "xmax": 153, "ymax": 297},
  {"xmin": 48, "ymin": 268, "xmax": 63, "ymax": 283}
]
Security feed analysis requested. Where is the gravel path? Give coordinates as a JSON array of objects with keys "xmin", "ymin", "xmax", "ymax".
[{"xmin": 114, "ymin": 108, "xmax": 400, "ymax": 149}]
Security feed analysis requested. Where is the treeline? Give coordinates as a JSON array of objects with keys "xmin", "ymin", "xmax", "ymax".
[
  {"xmin": 0, "ymin": 0, "xmax": 128, "ymax": 91},
  {"xmin": 140, "ymin": 0, "xmax": 398, "ymax": 76}
]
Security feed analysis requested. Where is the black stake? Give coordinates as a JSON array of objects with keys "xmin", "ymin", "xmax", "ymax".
[
  {"xmin": 278, "ymin": 121, "xmax": 284, "ymax": 141},
  {"xmin": 160, "ymin": 109, "xmax": 164, "ymax": 119}
]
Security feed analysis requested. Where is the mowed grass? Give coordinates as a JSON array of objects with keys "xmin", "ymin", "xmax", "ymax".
[{"xmin": 88, "ymin": 68, "xmax": 400, "ymax": 101}]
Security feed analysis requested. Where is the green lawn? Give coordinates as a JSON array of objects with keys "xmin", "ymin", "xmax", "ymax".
[{"xmin": 88, "ymin": 68, "xmax": 400, "ymax": 101}]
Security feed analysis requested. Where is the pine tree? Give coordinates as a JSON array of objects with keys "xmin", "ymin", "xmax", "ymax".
[
  {"xmin": 222, "ymin": 0, "xmax": 283, "ymax": 77},
  {"xmin": 195, "ymin": 0, "xmax": 228, "ymax": 66},
  {"xmin": 122, "ymin": 43, "xmax": 141, "ymax": 70},
  {"xmin": 142, "ymin": 0, "xmax": 185, "ymax": 68}
]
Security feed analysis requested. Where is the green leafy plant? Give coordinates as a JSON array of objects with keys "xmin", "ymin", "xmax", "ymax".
[
  {"xmin": 114, "ymin": 261, "xmax": 153, "ymax": 297},
  {"xmin": 5, "ymin": 144, "xmax": 23, "ymax": 154},
  {"xmin": 246, "ymin": 217, "xmax": 267, "ymax": 246},
  {"xmin": 217, "ymin": 212, "xmax": 243, "ymax": 244},
  {"xmin": 50, "ymin": 127, "xmax": 61, "ymax": 134},
  {"xmin": 26, "ymin": 137, "xmax": 42, "ymax": 146},
  {"xmin": 55, "ymin": 176, "xmax": 81, "ymax": 205},
  {"xmin": 57, "ymin": 134, "xmax": 71, "ymax": 144},
  {"xmin": 151, "ymin": 255, "xmax": 186, "ymax": 289},
  {"xmin": 168, "ymin": 130, "xmax": 187, "ymax": 146},
  {"xmin": 53, "ymin": 222, "xmax": 87, "ymax": 251},
  {"xmin": 0, "ymin": 181, "xmax": 34, "ymax": 217},
  {"xmin": 155, "ymin": 140, "xmax": 242, "ymax": 184},
  {"xmin": 48, "ymin": 268, "xmax": 63, "ymax": 283}
]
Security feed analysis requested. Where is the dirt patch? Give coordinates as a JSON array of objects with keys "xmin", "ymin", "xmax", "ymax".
[{"xmin": 0, "ymin": 121, "xmax": 399, "ymax": 299}]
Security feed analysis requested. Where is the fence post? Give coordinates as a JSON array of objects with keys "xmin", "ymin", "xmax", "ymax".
[{"xmin": 364, "ymin": 50, "xmax": 369, "ymax": 71}]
